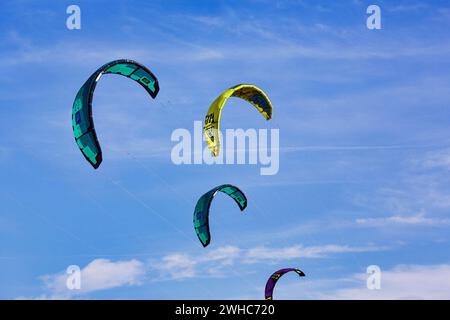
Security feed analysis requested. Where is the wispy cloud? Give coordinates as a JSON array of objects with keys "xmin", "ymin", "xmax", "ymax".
[
  {"xmin": 150, "ymin": 246, "xmax": 241, "ymax": 280},
  {"xmin": 244, "ymin": 244, "xmax": 384, "ymax": 262},
  {"xmin": 356, "ymin": 213, "xmax": 450, "ymax": 227},
  {"xmin": 387, "ymin": 3, "xmax": 429, "ymax": 12},
  {"xmin": 150, "ymin": 244, "xmax": 386, "ymax": 281},
  {"xmin": 420, "ymin": 149, "xmax": 450, "ymax": 170},
  {"xmin": 4, "ymin": 9, "xmax": 450, "ymax": 72}
]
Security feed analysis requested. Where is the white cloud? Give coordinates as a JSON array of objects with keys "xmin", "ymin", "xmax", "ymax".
[
  {"xmin": 40, "ymin": 258, "xmax": 146, "ymax": 298},
  {"xmin": 330, "ymin": 264, "xmax": 450, "ymax": 299},
  {"xmin": 204, "ymin": 245, "xmax": 241, "ymax": 265},
  {"xmin": 150, "ymin": 253, "xmax": 197, "ymax": 280},
  {"xmin": 149, "ymin": 246, "xmax": 241, "ymax": 280}
]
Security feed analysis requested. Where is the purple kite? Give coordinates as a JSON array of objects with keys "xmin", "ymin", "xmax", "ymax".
[{"xmin": 264, "ymin": 268, "xmax": 305, "ymax": 300}]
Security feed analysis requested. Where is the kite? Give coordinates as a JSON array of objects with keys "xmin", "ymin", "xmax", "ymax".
[
  {"xmin": 193, "ymin": 184, "xmax": 247, "ymax": 247},
  {"xmin": 265, "ymin": 268, "xmax": 305, "ymax": 300},
  {"xmin": 203, "ymin": 84, "xmax": 273, "ymax": 156},
  {"xmin": 71, "ymin": 59, "xmax": 159, "ymax": 169}
]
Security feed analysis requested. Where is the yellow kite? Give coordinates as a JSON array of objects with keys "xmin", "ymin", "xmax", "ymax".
[{"xmin": 203, "ymin": 84, "xmax": 273, "ymax": 156}]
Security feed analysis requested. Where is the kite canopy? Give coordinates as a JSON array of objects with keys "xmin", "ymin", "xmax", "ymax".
[
  {"xmin": 265, "ymin": 268, "xmax": 305, "ymax": 300},
  {"xmin": 193, "ymin": 184, "xmax": 247, "ymax": 247},
  {"xmin": 72, "ymin": 59, "xmax": 160, "ymax": 169},
  {"xmin": 203, "ymin": 84, "xmax": 273, "ymax": 156}
]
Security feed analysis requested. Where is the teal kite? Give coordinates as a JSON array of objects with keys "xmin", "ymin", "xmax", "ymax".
[
  {"xmin": 72, "ymin": 59, "xmax": 159, "ymax": 169},
  {"xmin": 193, "ymin": 184, "xmax": 247, "ymax": 247}
]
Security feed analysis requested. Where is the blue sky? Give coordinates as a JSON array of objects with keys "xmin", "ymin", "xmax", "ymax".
[{"xmin": 1, "ymin": 0, "xmax": 450, "ymax": 299}]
